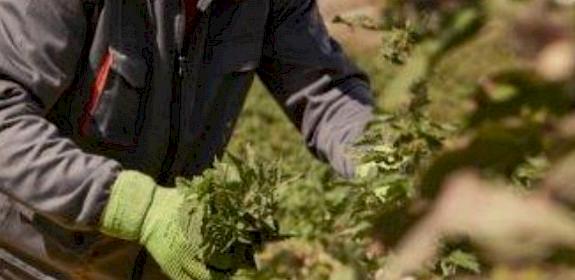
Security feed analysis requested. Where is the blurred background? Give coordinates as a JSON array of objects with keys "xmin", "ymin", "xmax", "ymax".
[{"xmin": 219, "ymin": 1, "xmax": 575, "ymax": 278}]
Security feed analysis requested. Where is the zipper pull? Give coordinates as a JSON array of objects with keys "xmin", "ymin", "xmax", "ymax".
[{"xmin": 178, "ymin": 55, "xmax": 187, "ymax": 77}]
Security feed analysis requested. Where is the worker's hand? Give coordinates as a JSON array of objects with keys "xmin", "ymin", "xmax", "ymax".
[{"xmin": 99, "ymin": 171, "xmax": 227, "ymax": 280}]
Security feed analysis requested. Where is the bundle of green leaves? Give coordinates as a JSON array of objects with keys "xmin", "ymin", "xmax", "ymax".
[{"xmin": 176, "ymin": 147, "xmax": 289, "ymax": 271}]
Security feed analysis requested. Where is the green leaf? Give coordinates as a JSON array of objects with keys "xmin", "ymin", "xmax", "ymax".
[{"xmin": 440, "ymin": 250, "xmax": 481, "ymax": 277}]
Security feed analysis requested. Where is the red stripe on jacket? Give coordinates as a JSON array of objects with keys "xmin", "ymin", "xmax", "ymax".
[{"xmin": 81, "ymin": 50, "xmax": 113, "ymax": 136}]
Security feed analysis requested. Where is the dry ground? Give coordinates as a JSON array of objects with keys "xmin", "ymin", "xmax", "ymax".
[{"xmin": 318, "ymin": 0, "xmax": 382, "ymax": 52}]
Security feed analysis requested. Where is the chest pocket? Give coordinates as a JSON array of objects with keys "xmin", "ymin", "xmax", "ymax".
[
  {"xmin": 82, "ymin": 49, "xmax": 148, "ymax": 146},
  {"xmin": 81, "ymin": 0, "xmax": 151, "ymax": 147}
]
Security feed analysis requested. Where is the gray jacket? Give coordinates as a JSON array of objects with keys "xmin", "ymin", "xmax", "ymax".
[{"xmin": 0, "ymin": 0, "xmax": 373, "ymax": 278}]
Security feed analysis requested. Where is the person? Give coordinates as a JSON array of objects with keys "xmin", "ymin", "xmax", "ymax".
[{"xmin": 0, "ymin": 0, "xmax": 373, "ymax": 278}]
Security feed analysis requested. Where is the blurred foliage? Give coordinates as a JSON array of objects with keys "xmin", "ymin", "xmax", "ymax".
[{"xmin": 175, "ymin": 0, "xmax": 575, "ymax": 279}]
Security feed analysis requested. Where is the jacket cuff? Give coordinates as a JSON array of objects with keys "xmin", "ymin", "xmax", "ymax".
[{"xmin": 99, "ymin": 171, "xmax": 156, "ymax": 241}]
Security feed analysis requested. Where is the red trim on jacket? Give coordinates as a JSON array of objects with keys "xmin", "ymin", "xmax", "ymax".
[{"xmin": 81, "ymin": 50, "xmax": 114, "ymax": 136}]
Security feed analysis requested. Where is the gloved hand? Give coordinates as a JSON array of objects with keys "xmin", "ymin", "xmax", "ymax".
[{"xmin": 99, "ymin": 171, "xmax": 225, "ymax": 280}]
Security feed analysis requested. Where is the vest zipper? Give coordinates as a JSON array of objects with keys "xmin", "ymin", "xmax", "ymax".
[
  {"xmin": 158, "ymin": 0, "xmax": 210, "ymax": 184},
  {"xmin": 158, "ymin": 1, "xmax": 188, "ymax": 184}
]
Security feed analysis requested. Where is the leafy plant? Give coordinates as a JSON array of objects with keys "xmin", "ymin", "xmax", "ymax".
[{"xmin": 177, "ymin": 147, "xmax": 290, "ymax": 270}]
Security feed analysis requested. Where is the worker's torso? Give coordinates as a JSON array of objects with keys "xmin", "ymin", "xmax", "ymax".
[
  {"xmin": 2, "ymin": 1, "xmax": 270, "ymax": 279},
  {"xmin": 50, "ymin": 0, "xmax": 269, "ymax": 184}
]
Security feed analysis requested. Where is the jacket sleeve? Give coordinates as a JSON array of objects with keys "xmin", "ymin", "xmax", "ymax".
[
  {"xmin": 257, "ymin": 0, "xmax": 375, "ymax": 177},
  {"xmin": 0, "ymin": 0, "xmax": 121, "ymax": 230}
]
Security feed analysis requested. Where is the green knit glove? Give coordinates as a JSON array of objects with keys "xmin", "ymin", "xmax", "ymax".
[{"xmin": 100, "ymin": 171, "xmax": 223, "ymax": 280}]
